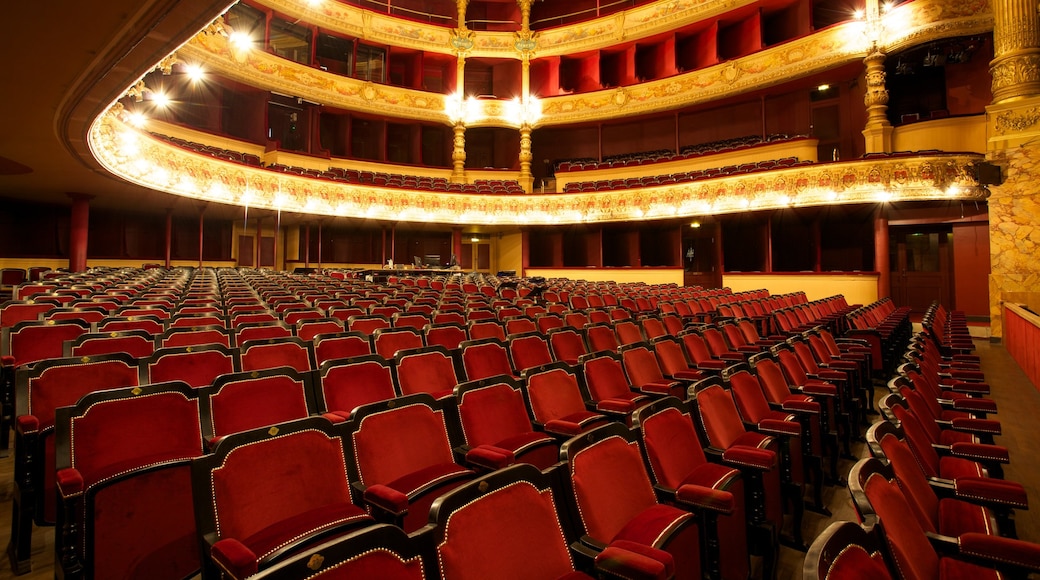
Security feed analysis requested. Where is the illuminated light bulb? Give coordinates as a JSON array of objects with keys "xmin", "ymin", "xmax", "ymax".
[
  {"xmin": 150, "ymin": 91, "xmax": 170, "ymax": 108},
  {"xmin": 127, "ymin": 111, "xmax": 148, "ymax": 128},
  {"xmin": 184, "ymin": 63, "xmax": 205, "ymax": 82},
  {"xmin": 881, "ymin": 1, "xmax": 893, "ymax": 13},
  {"xmin": 229, "ymin": 32, "xmax": 253, "ymax": 50},
  {"xmin": 853, "ymin": 8, "xmax": 864, "ymax": 19}
]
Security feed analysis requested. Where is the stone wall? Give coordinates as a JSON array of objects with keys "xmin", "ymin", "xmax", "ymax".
[{"xmin": 989, "ymin": 143, "xmax": 1040, "ymax": 338}]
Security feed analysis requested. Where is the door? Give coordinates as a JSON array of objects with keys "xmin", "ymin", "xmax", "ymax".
[
  {"xmin": 683, "ymin": 223, "xmax": 721, "ymax": 288},
  {"xmin": 890, "ymin": 226, "xmax": 953, "ymax": 313},
  {"xmin": 238, "ymin": 235, "xmax": 254, "ymax": 267}
]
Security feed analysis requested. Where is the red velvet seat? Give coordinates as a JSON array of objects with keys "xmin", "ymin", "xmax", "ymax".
[
  {"xmin": 313, "ymin": 331, "xmax": 372, "ymax": 366},
  {"xmin": 142, "ymin": 343, "xmax": 239, "ymax": 388},
  {"xmin": 459, "ymin": 337, "xmax": 516, "ymax": 381},
  {"xmin": 560, "ymin": 422, "xmax": 701, "ymax": 579},
  {"xmin": 158, "ymin": 325, "xmax": 233, "ymax": 349},
  {"xmin": 96, "ymin": 314, "xmax": 165, "ymax": 334},
  {"xmin": 345, "ymin": 393, "xmax": 475, "ymax": 533},
  {"xmin": 7, "ymin": 353, "xmax": 141, "ymax": 573},
  {"xmin": 371, "ymin": 326, "xmax": 424, "ymax": 360},
  {"xmin": 467, "ymin": 318, "xmax": 506, "ymax": 341},
  {"xmin": 53, "ymin": 381, "xmax": 205, "ymax": 580},
  {"xmin": 613, "ymin": 319, "xmax": 644, "ymax": 346},
  {"xmin": 520, "ymin": 362, "xmax": 609, "ymax": 438},
  {"xmin": 548, "ymin": 326, "xmax": 589, "ymax": 365},
  {"xmin": 451, "ymin": 375, "xmax": 559, "ymax": 471},
  {"xmin": 422, "ymin": 322, "xmax": 467, "ymax": 350},
  {"xmin": 619, "ymin": 342, "xmax": 686, "ymax": 399},
  {"xmin": 650, "ymin": 335, "xmax": 708, "ymax": 383},
  {"xmin": 508, "ymin": 331, "xmax": 554, "ymax": 373},
  {"xmin": 199, "ymin": 367, "xmax": 322, "ymax": 447},
  {"xmin": 394, "ymin": 345, "xmax": 462, "ymax": 400},
  {"xmin": 585, "ymin": 322, "xmax": 620, "ymax": 353},
  {"xmin": 677, "ymin": 329, "xmax": 742, "ymax": 375},
  {"xmin": 856, "ymin": 468, "xmax": 1040, "ymax": 580},
  {"xmin": 192, "ymin": 417, "xmax": 374, "ymax": 580},
  {"xmin": 316, "ymin": 354, "xmax": 398, "ymax": 419},
  {"xmin": 688, "ymin": 379, "xmax": 795, "ymax": 547},
  {"xmin": 294, "ymin": 317, "xmax": 344, "ymax": 341},
  {"xmin": 632, "ymin": 397, "xmax": 754, "ymax": 580},
  {"xmin": 240, "ymin": 336, "xmax": 316, "ymax": 373},
  {"xmin": 579, "ymin": 350, "xmax": 659, "ymax": 422},
  {"xmin": 430, "ymin": 463, "xmax": 665, "ymax": 580},
  {"xmin": 346, "ymin": 314, "xmax": 391, "ymax": 335},
  {"xmin": 64, "ymin": 329, "xmax": 156, "ymax": 358}
]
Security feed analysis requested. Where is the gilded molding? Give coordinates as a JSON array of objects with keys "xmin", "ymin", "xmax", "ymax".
[
  {"xmin": 994, "ymin": 107, "xmax": 1040, "ymax": 134},
  {"xmin": 90, "ymin": 110, "xmax": 989, "ymax": 226},
  {"xmin": 990, "ymin": 53, "xmax": 1040, "ymax": 98}
]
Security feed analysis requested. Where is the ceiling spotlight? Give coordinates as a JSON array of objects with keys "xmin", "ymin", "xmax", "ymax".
[
  {"xmin": 127, "ymin": 111, "xmax": 148, "ymax": 128},
  {"xmin": 852, "ymin": 8, "xmax": 864, "ymax": 19},
  {"xmin": 881, "ymin": 1, "xmax": 893, "ymax": 13},
  {"xmin": 229, "ymin": 31, "xmax": 253, "ymax": 50},
  {"xmin": 150, "ymin": 90, "xmax": 171, "ymax": 108},
  {"xmin": 817, "ymin": 84, "xmax": 830, "ymax": 92},
  {"xmin": 183, "ymin": 63, "xmax": 205, "ymax": 82}
]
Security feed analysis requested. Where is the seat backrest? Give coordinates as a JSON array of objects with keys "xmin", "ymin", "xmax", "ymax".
[
  {"xmin": 372, "ymin": 327, "xmax": 424, "ymax": 360},
  {"xmin": 18, "ymin": 352, "xmax": 141, "ymax": 433},
  {"xmin": 347, "ymin": 315, "xmax": 391, "ymax": 335},
  {"xmin": 240, "ymin": 336, "xmax": 316, "ymax": 373},
  {"xmin": 680, "ymin": 331, "xmax": 715, "ymax": 365},
  {"xmin": 54, "ymin": 381, "xmax": 204, "ymax": 580},
  {"xmin": 347, "ymin": 394, "xmax": 459, "ymax": 488},
  {"xmin": 423, "ymin": 323, "xmax": 467, "ymax": 350},
  {"xmin": 507, "ymin": 331, "xmax": 553, "ymax": 372},
  {"xmin": 691, "ymin": 383, "xmax": 747, "ymax": 449},
  {"xmin": 632, "ymin": 397, "xmax": 710, "ymax": 490},
  {"xmin": 459, "ymin": 338, "xmax": 514, "ymax": 381},
  {"xmin": 640, "ymin": 317, "xmax": 668, "ymax": 340},
  {"xmin": 430, "ymin": 464, "xmax": 578, "ymax": 580},
  {"xmin": 66, "ymin": 329, "xmax": 156, "ymax": 358},
  {"xmin": 467, "ymin": 319, "xmax": 506, "ymax": 341},
  {"xmin": 727, "ymin": 370, "xmax": 774, "ymax": 424},
  {"xmin": 193, "ymin": 418, "xmax": 370, "ymax": 572},
  {"xmin": 8, "ymin": 319, "xmax": 90, "ymax": 366},
  {"xmin": 394, "ymin": 345, "xmax": 461, "ymax": 399},
  {"xmin": 199, "ymin": 367, "xmax": 316, "ymax": 441},
  {"xmin": 453, "ymin": 375, "xmax": 537, "ymax": 447},
  {"xmin": 862, "ymin": 473, "xmax": 938, "ymax": 580},
  {"xmin": 158, "ymin": 326, "xmax": 232, "ymax": 349},
  {"xmin": 585, "ymin": 322, "xmax": 619, "ymax": 353},
  {"xmin": 97, "ymin": 314, "xmax": 165, "ymax": 334},
  {"xmin": 701, "ymin": 327, "xmax": 733, "ymax": 356},
  {"xmin": 521, "ymin": 362, "xmax": 597, "ymax": 427},
  {"xmin": 619, "ymin": 343, "xmax": 668, "ymax": 388},
  {"xmin": 560, "ymin": 423, "xmax": 668, "ymax": 543},
  {"xmin": 613, "ymin": 320, "xmax": 644, "ymax": 346},
  {"xmin": 877, "ymin": 433, "xmax": 939, "ymax": 534},
  {"xmin": 652, "ymin": 336, "xmax": 692, "ymax": 376},
  {"xmin": 313, "ymin": 331, "xmax": 372, "ymax": 365},
  {"xmin": 317, "ymin": 354, "xmax": 397, "ymax": 415},
  {"xmin": 548, "ymin": 327, "xmax": 588, "ymax": 365},
  {"xmin": 143, "ymin": 344, "xmax": 239, "ymax": 388},
  {"xmin": 581, "ymin": 352, "xmax": 633, "ymax": 402},
  {"xmin": 294, "ymin": 318, "xmax": 344, "ymax": 341}
]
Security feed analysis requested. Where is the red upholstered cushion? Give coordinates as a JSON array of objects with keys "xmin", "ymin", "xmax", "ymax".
[
  {"xmin": 955, "ymin": 477, "xmax": 1029, "ymax": 509},
  {"xmin": 364, "ymin": 484, "xmax": 409, "ymax": 515},
  {"xmin": 209, "ymin": 375, "xmax": 310, "ymax": 438},
  {"xmin": 937, "ymin": 556, "xmax": 1002, "ymax": 580},
  {"xmin": 238, "ymin": 503, "xmax": 372, "ymax": 564},
  {"xmin": 949, "ymin": 442, "xmax": 1009, "ymax": 463},
  {"xmin": 437, "ymin": 481, "xmax": 579, "ymax": 580},
  {"xmin": 458, "ymin": 383, "xmax": 538, "ymax": 448},
  {"xmin": 384, "ymin": 462, "xmax": 473, "ymax": 498},
  {"xmin": 612, "ymin": 504, "xmax": 695, "ymax": 546},
  {"xmin": 722, "ymin": 446, "xmax": 775, "ymax": 470},
  {"xmin": 321, "ymin": 362, "xmax": 396, "ymax": 414},
  {"xmin": 29, "ymin": 359, "xmax": 139, "ymax": 431},
  {"xmin": 211, "ymin": 538, "xmax": 258, "ymax": 580},
  {"xmin": 149, "ymin": 350, "xmax": 234, "ymax": 388},
  {"xmin": 597, "ymin": 540, "xmax": 674, "ymax": 580},
  {"xmin": 939, "ymin": 456, "xmax": 985, "ymax": 479},
  {"xmin": 352, "ymin": 403, "xmax": 458, "ymax": 487},
  {"xmin": 937, "ymin": 498, "xmax": 991, "ymax": 538},
  {"xmin": 397, "ymin": 352, "xmax": 459, "ymax": 397},
  {"xmin": 800, "ymin": 382, "xmax": 837, "ymax": 396},
  {"xmin": 1, "ymin": 355, "xmax": 15, "ymax": 365},
  {"xmin": 676, "ymin": 484, "xmax": 734, "ymax": 514},
  {"xmin": 696, "ymin": 360, "xmax": 729, "ymax": 370},
  {"xmin": 640, "ymin": 407, "xmax": 711, "ymax": 490},
  {"xmin": 570, "ymin": 436, "xmax": 660, "ymax": 543},
  {"xmin": 638, "ymin": 381, "xmax": 683, "ymax": 397},
  {"xmin": 672, "ymin": 369, "xmax": 705, "ymax": 381},
  {"xmin": 958, "ymin": 532, "xmax": 1040, "ymax": 569}
]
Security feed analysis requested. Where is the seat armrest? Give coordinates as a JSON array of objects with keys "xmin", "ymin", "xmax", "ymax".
[
  {"xmin": 595, "ymin": 539, "xmax": 675, "ymax": 580},
  {"xmin": 675, "ymin": 484, "xmax": 735, "ymax": 515},
  {"xmin": 949, "ymin": 441, "xmax": 1010, "ymax": 464},
  {"xmin": 464, "ymin": 444, "xmax": 516, "ymax": 470},
  {"xmin": 949, "ymin": 418, "xmax": 1002, "ymax": 436},
  {"xmin": 15, "ymin": 414, "xmax": 39, "ymax": 435},
  {"xmin": 757, "ymin": 419, "xmax": 801, "ymax": 438},
  {"xmin": 211, "ymin": 538, "xmax": 259, "ymax": 580},
  {"xmin": 958, "ymin": 533, "xmax": 1040, "ymax": 571},
  {"xmin": 722, "ymin": 445, "xmax": 776, "ymax": 471},
  {"xmin": 954, "ymin": 477, "xmax": 1029, "ymax": 509},
  {"xmin": 949, "ymin": 398, "xmax": 998, "ymax": 414},
  {"xmin": 56, "ymin": 467, "xmax": 84, "ymax": 498},
  {"xmin": 362, "ymin": 483, "xmax": 409, "ymax": 517}
]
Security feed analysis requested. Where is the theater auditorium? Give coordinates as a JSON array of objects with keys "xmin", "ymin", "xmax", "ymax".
[{"xmin": 2, "ymin": 0, "xmax": 1040, "ymax": 578}]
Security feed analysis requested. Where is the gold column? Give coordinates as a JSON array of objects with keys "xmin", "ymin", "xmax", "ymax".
[
  {"xmin": 449, "ymin": 0, "xmax": 471, "ymax": 184},
  {"xmin": 986, "ymin": 0, "xmax": 1040, "ymax": 339},
  {"xmin": 516, "ymin": 0, "xmax": 535, "ymax": 193},
  {"xmin": 862, "ymin": 46, "xmax": 893, "ymax": 153},
  {"xmin": 452, "ymin": 122, "xmax": 467, "ymax": 182}
]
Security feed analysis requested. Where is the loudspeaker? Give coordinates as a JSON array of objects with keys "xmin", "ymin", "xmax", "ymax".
[{"xmin": 974, "ymin": 162, "xmax": 1004, "ymax": 185}]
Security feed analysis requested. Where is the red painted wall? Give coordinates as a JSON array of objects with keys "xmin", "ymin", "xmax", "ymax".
[{"xmin": 1005, "ymin": 306, "xmax": 1040, "ymax": 391}]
